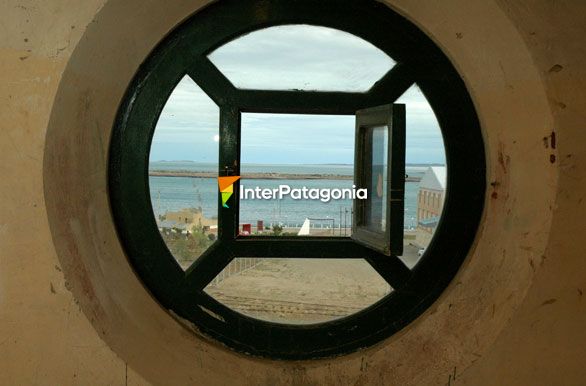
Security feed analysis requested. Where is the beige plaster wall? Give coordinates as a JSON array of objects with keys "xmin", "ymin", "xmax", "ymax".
[
  {"xmin": 458, "ymin": 2, "xmax": 586, "ymax": 385},
  {"xmin": 0, "ymin": 1, "xmax": 146, "ymax": 385},
  {"xmin": 0, "ymin": 0, "xmax": 584, "ymax": 385}
]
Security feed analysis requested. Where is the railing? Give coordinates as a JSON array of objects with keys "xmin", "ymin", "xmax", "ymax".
[{"xmin": 208, "ymin": 257, "xmax": 262, "ymax": 286}]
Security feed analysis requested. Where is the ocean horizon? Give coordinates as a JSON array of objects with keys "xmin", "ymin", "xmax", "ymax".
[{"xmin": 149, "ymin": 162, "xmax": 443, "ymax": 229}]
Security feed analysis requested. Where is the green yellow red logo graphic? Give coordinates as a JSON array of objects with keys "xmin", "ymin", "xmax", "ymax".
[{"xmin": 218, "ymin": 176, "xmax": 240, "ymax": 208}]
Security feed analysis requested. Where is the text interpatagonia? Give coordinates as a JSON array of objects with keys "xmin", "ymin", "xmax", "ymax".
[{"xmin": 240, "ymin": 184, "xmax": 368, "ymax": 203}]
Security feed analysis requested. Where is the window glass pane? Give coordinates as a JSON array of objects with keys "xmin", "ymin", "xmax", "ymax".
[
  {"xmin": 208, "ymin": 25, "xmax": 395, "ymax": 92},
  {"xmin": 148, "ymin": 76, "xmax": 220, "ymax": 270},
  {"xmin": 205, "ymin": 258, "xmax": 391, "ymax": 324},
  {"xmin": 396, "ymin": 84, "xmax": 446, "ymax": 268},
  {"xmin": 239, "ymin": 113, "xmax": 355, "ymax": 237},
  {"xmin": 364, "ymin": 126, "xmax": 388, "ymax": 233}
]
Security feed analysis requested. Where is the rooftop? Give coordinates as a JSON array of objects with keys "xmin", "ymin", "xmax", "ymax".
[{"xmin": 419, "ymin": 166, "xmax": 446, "ymax": 191}]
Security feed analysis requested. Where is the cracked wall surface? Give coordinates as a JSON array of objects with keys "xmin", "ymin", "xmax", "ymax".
[
  {"xmin": 0, "ymin": 0, "xmax": 585, "ymax": 385},
  {"xmin": 0, "ymin": 1, "xmax": 147, "ymax": 385}
]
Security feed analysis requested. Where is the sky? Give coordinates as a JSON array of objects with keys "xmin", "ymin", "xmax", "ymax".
[{"xmin": 149, "ymin": 25, "xmax": 446, "ymax": 165}]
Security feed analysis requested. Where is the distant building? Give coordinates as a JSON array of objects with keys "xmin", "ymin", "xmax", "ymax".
[
  {"xmin": 416, "ymin": 166, "xmax": 446, "ymax": 248},
  {"xmin": 158, "ymin": 220, "xmax": 187, "ymax": 231},
  {"xmin": 158, "ymin": 207, "xmax": 217, "ymax": 234}
]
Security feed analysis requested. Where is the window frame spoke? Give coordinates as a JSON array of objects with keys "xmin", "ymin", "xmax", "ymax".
[
  {"xmin": 187, "ymin": 57, "xmax": 237, "ymax": 106},
  {"xmin": 184, "ymin": 242, "xmax": 234, "ymax": 292},
  {"xmin": 365, "ymin": 254, "xmax": 412, "ymax": 290},
  {"xmin": 217, "ymin": 105, "xmax": 241, "ymax": 242}
]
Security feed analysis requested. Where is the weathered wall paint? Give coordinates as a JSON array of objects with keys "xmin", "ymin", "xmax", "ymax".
[
  {"xmin": 0, "ymin": 1, "xmax": 147, "ymax": 385},
  {"xmin": 0, "ymin": 0, "xmax": 584, "ymax": 385}
]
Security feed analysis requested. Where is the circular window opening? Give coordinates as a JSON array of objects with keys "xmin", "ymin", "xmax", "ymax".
[{"xmin": 109, "ymin": 0, "xmax": 485, "ymax": 359}]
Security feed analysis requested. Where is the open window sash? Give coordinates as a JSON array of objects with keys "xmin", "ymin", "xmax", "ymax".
[{"xmin": 352, "ymin": 104, "xmax": 405, "ymax": 256}]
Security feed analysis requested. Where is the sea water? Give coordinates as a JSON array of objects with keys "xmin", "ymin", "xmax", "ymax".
[{"xmin": 149, "ymin": 162, "xmax": 427, "ymax": 229}]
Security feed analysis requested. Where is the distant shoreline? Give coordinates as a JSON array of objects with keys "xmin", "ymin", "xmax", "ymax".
[
  {"xmin": 151, "ymin": 161, "xmax": 444, "ymax": 167},
  {"xmin": 149, "ymin": 170, "xmax": 422, "ymax": 182}
]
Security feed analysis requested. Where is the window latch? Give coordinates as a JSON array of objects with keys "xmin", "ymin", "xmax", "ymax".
[{"xmin": 223, "ymin": 166, "xmax": 236, "ymax": 176}]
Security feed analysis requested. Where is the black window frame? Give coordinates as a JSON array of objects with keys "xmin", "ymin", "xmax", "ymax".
[
  {"xmin": 353, "ymin": 103, "xmax": 405, "ymax": 256},
  {"xmin": 108, "ymin": 0, "xmax": 486, "ymax": 360}
]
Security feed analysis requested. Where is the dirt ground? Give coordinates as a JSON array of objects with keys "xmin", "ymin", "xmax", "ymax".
[{"xmin": 205, "ymin": 242, "xmax": 422, "ymax": 324}]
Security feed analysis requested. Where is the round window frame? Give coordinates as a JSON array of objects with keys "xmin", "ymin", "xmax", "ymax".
[{"xmin": 108, "ymin": 0, "xmax": 486, "ymax": 360}]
